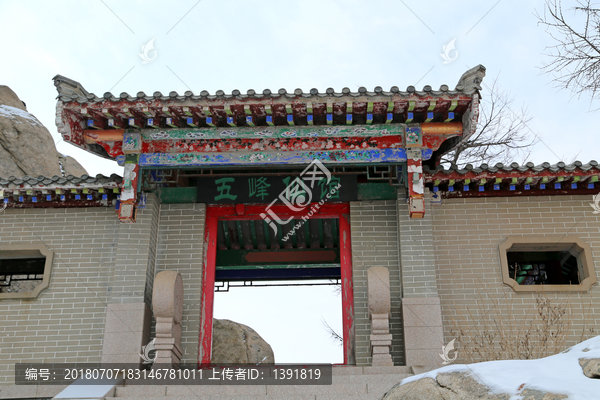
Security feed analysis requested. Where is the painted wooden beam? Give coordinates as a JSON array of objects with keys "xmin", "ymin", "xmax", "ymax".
[
  {"xmin": 448, "ymin": 100, "xmax": 458, "ymax": 112},
  {"xmin": 142, "ymin": 135, "xmax": 405, "ymax": 154},
  {"xmin": 137, "ymin": 123, "xmax": 407, "ymax": 140},
  {"xmin": 421, "ymin": 122, "xmax": 462, "ymax": 135},
  {"xmin": 138, "ymin": 148, "xmax": 434, "ymax": 167},
  {"xmin": 102, "ymin": 108, "xmax": 114, "ymax": 118},
  {"xmin": 406, "ymin": 101, "xmax": 415, "ymax": 123},
  {"xmin": 246, "ymin": 116, "xmax": 255, "ymax": 127},
  {"xmin": 162, "ymin": 107, "xmax": 173, "ymax": 117},
  {"xmin": 107, "ymin": 118, "xmax": 124, "ymax": 129},
  {"xmin": 86, "ymin": 119, "xmax": 102, "ymax": 130},
  {"xmin": 426, "ymin": 101, "xmax": 436, "ymax": 122},
  {"xmin": 146, "ymin": 118, "xmax": 159, "ymax": 128},
  {"xmin": 165, "ymin": 117, "xmax": 180, "ymax": 128},
  {"xmin": 128, "ymin": 118, "xmax": 141, "ymax": 128}
]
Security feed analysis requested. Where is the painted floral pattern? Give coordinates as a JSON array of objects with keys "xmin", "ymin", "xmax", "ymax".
[
  {"xmin": 185, "ymin": 132, "xmax": 206, "ymax": 139},
  {"xmin": 150, "ymin": 131, "xmax": 171, "ymax": 140}
]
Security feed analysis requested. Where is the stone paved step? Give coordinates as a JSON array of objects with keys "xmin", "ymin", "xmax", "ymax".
[
  {"xmin": 113, "ymin": 366, "xmax": 413, "ymax": 399},
  {"xmin": 111, "ymin": 396, "xmax": 383, "ymax": 400},
  {"xmin": 114, "ymin": 376, "xmax": 409, "ymax": 398}
]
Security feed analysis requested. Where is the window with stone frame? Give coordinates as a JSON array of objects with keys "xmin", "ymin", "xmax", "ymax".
[
  {"xmin": 0, "ymin": 244, "xmax": 54, "ymax": 299},
  {"xmin": 499, "ymin": 236, "xmax": 596, "ymax": 292}
]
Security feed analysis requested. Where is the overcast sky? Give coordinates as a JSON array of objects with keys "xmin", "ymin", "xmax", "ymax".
[
  {"xmin": 2, "ymin": 0, "xmax": 598, "ymax": 176},
  {"xmin": 1, "ymin": 0, "xmax": 598, "ymax": 363}
]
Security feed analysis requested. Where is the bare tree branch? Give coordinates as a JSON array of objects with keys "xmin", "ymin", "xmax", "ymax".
[
  {"xmin": 536, "ymin": 0, "xmax": 600, "ymax": 101},
  {"xmin": 440, "ymin": 78, "xmax": 537, "ymax": 168},
  {"xmin": 321, "ymin": 317, "xmax": 343, "ymax": 346}
]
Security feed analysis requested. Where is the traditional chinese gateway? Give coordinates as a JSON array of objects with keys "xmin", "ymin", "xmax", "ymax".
[{"xmin": 1, "ymin": 65, "xmax": 599, "ymax": 399}]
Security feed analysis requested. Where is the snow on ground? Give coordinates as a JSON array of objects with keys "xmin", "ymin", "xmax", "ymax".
[{"xmin": 401, "ymin": 336, "xmax": 600, "ymax": 400}]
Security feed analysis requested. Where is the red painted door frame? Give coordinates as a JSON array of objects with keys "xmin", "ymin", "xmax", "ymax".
[{"xmin": 199, "ymin": 203, "xmax": 355, "ymax": 366}]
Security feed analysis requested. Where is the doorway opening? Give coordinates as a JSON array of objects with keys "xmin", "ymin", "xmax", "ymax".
[{"xmin": 200, "ymin": 204, "xmax": 354, "ymax": 366}]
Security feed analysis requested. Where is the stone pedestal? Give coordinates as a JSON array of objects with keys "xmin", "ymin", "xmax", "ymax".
[
  {"xmin": 402, "ymin": 297, "xmax": 445, "ymax": 372},
  {"xmin": 367, "ymin": 267, "xmax": 394, "ymax": 366},
  {"xmin": 154, "ymin": 338, "xmax": 183, "ymax": 368},
  {"xmin": 151, "ymin": 271, "xmax": 184, "ymax": 369},
  {"xmin": 101, "ymin": 302, "xmax": 151, "ymax": 365}
]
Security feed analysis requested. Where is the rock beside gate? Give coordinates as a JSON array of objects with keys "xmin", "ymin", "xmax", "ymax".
[
  {"xmin": 0, "ymin": 85, "xmax": 87, "ymax": 177},
  {"xmin": 212, "ymin": 319, "xmax": 275, "ymax": 364}
]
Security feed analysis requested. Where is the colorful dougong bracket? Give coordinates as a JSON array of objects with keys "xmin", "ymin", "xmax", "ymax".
[
  {"xmin": 118, "ymin": 155, "xmax": 140, "ymax": 223},
  {"xmin": 407, "ymin": 148, "xmax": 425, "ymax": 218}
]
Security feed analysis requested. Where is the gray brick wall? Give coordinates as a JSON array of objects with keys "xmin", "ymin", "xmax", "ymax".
[
  {"xmin": 0, "ymin": 207, "xmax": 118, "ymax": 384},
  {"xmin": 155, "ymin": 203, "xmax": 206, "ymax": 365},
  {"xmin": 398, "ymin": 190, "xmax": 438, "ymax": 298},
  {"xmin": 431, "ymin": 195, "xmax": 600, "ymax": 350},
  {"xmin": 349, "ymin": 200, "xmax": 403, "ymax": 366},
  {"xmin": 110, "ymin": 194, "xmax": 159, "ymax": 304}
]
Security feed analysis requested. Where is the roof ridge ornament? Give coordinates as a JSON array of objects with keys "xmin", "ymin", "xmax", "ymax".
[
  {"xmin": 52, "ymin": 75, "xmax": 90, "ymax": 98},
  {"xmin": 455, "ymin": 64, "xmax": 486, "ymax": 92}
]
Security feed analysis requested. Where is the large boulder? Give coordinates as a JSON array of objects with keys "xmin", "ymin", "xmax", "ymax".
[
  {"xmin": 579, "ymin": 358, "xmax": 600, "ymax": 379},
  {"xmin": 381, "ymin": 371, "xmax": 569, "ymax": 400},
  {"xmin": 380, "ymin": 335, "xmax": 600, "ymax": 400},
  {"xmin": 212, "ymin": 319, "xmax": 275, "ymax": 364},
  {"xmin": 0, "ymin": 85, "xmax": 87, "ymax": 177}
]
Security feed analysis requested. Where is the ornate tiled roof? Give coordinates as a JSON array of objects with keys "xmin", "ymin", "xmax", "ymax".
[
  {"xmin": 425, "ymin": 160, "xmax": 599, "ymax": 176},
  {"xmin": 424, "ymin": 161, "xmax": 600, "ymax": 198},
  {"xmin": 52, "ymin": 66, "xmax": 486, "ymax": 160},
  {"xmin": 0, "ymin": 174, "xmax": 122, "ymax": 208},
  {"xmin": 0, "ymin": 174, "xmax": 122, "ymax": 187},
  {"xmin": 53, "ymin": 66, "xmax": 486, "ymax": 103}
]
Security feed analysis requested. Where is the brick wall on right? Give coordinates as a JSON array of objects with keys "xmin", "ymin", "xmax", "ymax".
[{"xmin": 430, "ymin": 194, "xmax": 600, "ymax": 361}]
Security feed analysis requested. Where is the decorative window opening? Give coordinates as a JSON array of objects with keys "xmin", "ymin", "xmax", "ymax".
[
  {"xmin": 0, "ymin": 244, "xmax": 54, "ymax": 299},
  {"xmin": 507, "ymin": 251, "xmax": 580, "ymax": 286},
  {"xmin": 499, "ymin": 236, "xmax": 596, "ymax": 292}
]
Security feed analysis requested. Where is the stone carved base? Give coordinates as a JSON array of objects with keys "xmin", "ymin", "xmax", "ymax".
[
  {"xmin": 153, "ymin": 338, "xmax": 182, "ymax": 369},
  {"xmin": 367, "ymin": 267, "xmax": 394, "ymax": 366},
  {"xmin": 151, "ymin": 271, "xmax": 184, "ymax": 369}
]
